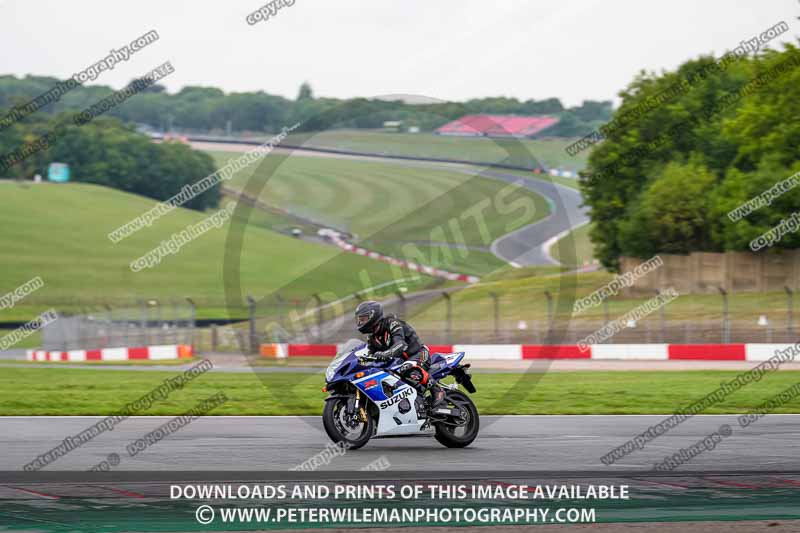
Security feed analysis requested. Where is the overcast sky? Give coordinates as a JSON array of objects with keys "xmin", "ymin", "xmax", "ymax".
[{"xmin": 0, "ymin": 0, "xmax": 797, "ymax": 107}]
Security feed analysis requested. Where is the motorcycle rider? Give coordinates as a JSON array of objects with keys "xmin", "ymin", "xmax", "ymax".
[{"xmin": 354, "ymin": 300, "xmax": 446, "ymax": 409}]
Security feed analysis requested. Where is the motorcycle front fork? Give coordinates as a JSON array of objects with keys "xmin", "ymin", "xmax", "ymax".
[{"xmin": 350, "ymin": 389, "xmax": 367, "ymax": 422}]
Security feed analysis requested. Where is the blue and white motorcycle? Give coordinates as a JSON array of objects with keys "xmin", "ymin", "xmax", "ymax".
[{"xmin": 322, "ymin": 339, "xmax": 479, "ymax": 449}]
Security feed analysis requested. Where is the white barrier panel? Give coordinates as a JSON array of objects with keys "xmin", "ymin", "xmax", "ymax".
[
  {"xmin": 277, "ymin": 343, "xmax": 288, "ymax": 359},
  {"xmin": 67, "ymin": 349, "xmax": 87, "ymax": 362},
  {"xmin": 591, "ymin": 344, "xmax": 669, "ymax": 360},
  {"xmin": 102, "ymin": 347, "xmax": 129, "ymax": 361},
  {"xmin": 26, "ymin": 345, "xmax": 190, "ymax": 362},
  {"xmin": 148, "ymin": 345, "xmax": 179, "ymax": 360},
  {"xmin": 745, "ymin": 343, "xmax": 797, "ymax": 362}
]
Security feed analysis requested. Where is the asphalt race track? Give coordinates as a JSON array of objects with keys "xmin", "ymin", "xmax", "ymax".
[
  {"xmin": 3, "ymin": 416, "xmax": 800, "ymax": 531},
  {"xmin": 482, "ymin": 168, "xmax": 588, "ymax": 266},
  {"xmin": 3, "ymin": 415, "xmax": 799, "ymax": 472}
]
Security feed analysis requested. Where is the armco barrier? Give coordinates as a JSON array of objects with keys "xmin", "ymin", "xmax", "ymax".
[
  {"xmin": 27, "ymin": 344, "xmax": 193, "ymax": 362},
  {"xmin": 259, "ymin": 343, "xmax": 798, "ymax": 361}
]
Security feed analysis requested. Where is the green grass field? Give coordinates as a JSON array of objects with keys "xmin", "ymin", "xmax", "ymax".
[
  {"xmin": 0, "ymin": 329, "xmax": 41, "ymax": 349},
  {"xmin": 207, "ymin": 152, "xmax": 550, "ymax": 276},
  {"xmin": 0, "ymin": 181, "xmax": 432, "ymax": 322},
  {"xmin": 383, "ymin": 244, "xmax": 508, "ymax": 277},
  {"xmin": 550, "ymin": 223, "xmax": 596, "ymax": 266},
  {"xmin": 281, "ymin": 130, "xmax": 590, "ymax": 171},
  {"xmin": 3, "ymin": 366, "xmax": 800, "ymax": 415}
]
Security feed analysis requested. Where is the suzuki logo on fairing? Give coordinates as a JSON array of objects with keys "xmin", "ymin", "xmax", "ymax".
[{"xmin": 379, "ymin": 387, "xmax": 412, "ymax": 409}]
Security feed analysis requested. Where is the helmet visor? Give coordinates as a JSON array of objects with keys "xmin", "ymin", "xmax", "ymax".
[{"xmin": 356, "ymin": 312, "xmax": 372, "ymax": 327}]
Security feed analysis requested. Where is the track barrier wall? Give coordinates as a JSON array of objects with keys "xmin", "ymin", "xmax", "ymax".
[
  {"xmin": 27, "ymin": 344, "xmax": 193, "ymax": 362},
  {"xmin": 258, "ymin": 343, "xmax": 796, "ymax": 361}
]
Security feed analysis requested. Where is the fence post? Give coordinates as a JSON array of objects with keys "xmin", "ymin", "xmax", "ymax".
[
  {"xmin": 543, "ymin": 291, "xmax": 553, "ymax": 341},
  {"xmin": 171, "ymin": 299, "xmax": 180, "ymax": 345},
  {"xmin": 149, "ymin": 300, "xmax": 160, "ymax": 345},
  {"xmin": 655, "ymin": 289, "xmax": 666, "ymax": 343},
  {"xmin": 138, "ymin": 299, "xmax": 147, "ymax": 346},
  {"xmin": 489, "ymin": 292, "xmax": 499, "ymax": 342},
  {"xmin": 442, "ymin": 292, "xmax": 452, "ymax": 343},
  {"xmin": 718, "ymin": 287, "xmax": 729, "ymax": 343},
  {"xmin": 186, "ymin": 298, "xmax": 196, "ymax": 350},
  {"xmin": 785, "ymin": 286, "xmax": 794, "ymax": 338},
  {"xmin": 211, "ymin": 324, "xmax": 218, "ymax": 352},
  {"xmin": 247, "ymin": 295, "xmax": 257, "ymax": 354},
  {"xmin": 394, "ymin": 290, "xmax": 406, "ymax": 318},
  {"xmin": 104, "ymin": 304, "xmax": 113, "ymax": 348},
  {"xmin": 74, "ymin": 307, "xmax": 88, "ymax": 351},
  {"xmin": 147, "ymin": 299, "xmax": 164, "ymax": 344}
]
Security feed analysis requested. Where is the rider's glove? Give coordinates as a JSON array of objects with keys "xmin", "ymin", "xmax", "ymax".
[
  {"xmin": 370, "ymin": 351, "xmax": 392, "ymax": 362},
  {"xmin": 358, "ymin": 353, "xmax": 383, "ymax": 364}
]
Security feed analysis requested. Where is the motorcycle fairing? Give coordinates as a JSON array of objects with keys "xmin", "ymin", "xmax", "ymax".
[{"xmin": 353, "ymin": 371, "xmax": 424, "ymax": 436}]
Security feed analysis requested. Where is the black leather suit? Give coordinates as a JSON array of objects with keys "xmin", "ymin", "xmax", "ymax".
[{"xmin": 366, "ymin": 315, "xmax": 431, "ymax": 385}]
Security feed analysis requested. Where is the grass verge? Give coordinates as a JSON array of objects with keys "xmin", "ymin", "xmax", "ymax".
[
  {"xmin": 550, "ymin": 222, "xmax": 595, "ymax": 266},
  {"xmin": 3, "ymin": 367, "xmax": 800, "ymax": 416},
  {"xmin": 206, "ymin": 152, "xmax": 550, "ymax": 276}
]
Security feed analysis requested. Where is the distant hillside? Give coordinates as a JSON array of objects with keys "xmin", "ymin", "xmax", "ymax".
[{"xmin": 0, "ymin": 182, "xmax": 428, "ymax": 320}]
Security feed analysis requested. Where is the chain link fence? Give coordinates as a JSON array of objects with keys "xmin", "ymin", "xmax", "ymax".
[
  {"xmin": 240, "ymin": 288, "xmax": 800, "ymax": 351},
  {"xmin": 38, "ymin": 288, "xmax": 800, "ymax": 353},
  {"xmin": 42, "ymin": 300, "xmax": 196, "ymax": 351}
]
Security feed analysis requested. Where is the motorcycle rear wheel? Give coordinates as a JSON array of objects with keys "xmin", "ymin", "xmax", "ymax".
[
  {"xmin": 434, "ymin": 390, "xmax": 480, "ymax": 448},
  {"xmin": 322, "ymin": 397, "xmax": 374, "ymax": 450}
]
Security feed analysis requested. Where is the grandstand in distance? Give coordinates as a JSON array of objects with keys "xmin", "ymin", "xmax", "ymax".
[{"xmin": 435, "ymin": 114, "xmax": 559, "ymax": 138}]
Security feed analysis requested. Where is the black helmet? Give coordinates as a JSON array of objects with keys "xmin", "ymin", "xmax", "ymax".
[{"xmin": 355, "ymin": 300, "xmax": 383, "ymax": 334}]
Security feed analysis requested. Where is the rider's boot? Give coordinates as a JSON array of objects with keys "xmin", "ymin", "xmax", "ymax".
[
  {"xmin": 400, "ymin": 359, "xmax": 446, "ymax": 411},
  {"xmin": 428, "ymin": 381, "xmax": 447, "ymax": 410}
]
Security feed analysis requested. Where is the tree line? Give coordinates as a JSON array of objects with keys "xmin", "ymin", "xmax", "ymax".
[
  {"xmin": 0, "ymin": 111, "xmax": 219, "ymax": 210},
  {"xmin": 0, "ymin": 77, "xmax": 611, "ymax": 136},
  {"xmin": 581, "ymin": 43, "xmax": 800, "ymax": 270}
]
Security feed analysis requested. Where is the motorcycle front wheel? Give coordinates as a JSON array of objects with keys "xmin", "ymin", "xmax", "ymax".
[
  {"xmin": 322, "ymin": 396, "xmax": 374, "ymax": 450},
  {"xmin": 434, "ymin": 390, "xmax": 480, "ymax": 448}
]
